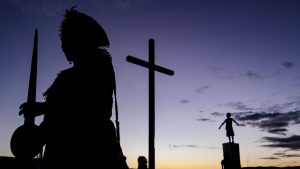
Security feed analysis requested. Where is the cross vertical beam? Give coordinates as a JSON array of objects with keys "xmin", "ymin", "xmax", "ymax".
[
  {"xmin": 149, "ymin": 39, "xmax": 155, "ymax": 169},
  {"xmin": 126, "ymin": 39, "xmax": 174, "ymax": 169}
]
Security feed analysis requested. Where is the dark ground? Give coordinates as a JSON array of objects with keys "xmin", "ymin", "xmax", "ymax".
[
  {"xmin": 243, "ymin": 167, "xmax": 300, "ymax": 169},
  {"xmin": 1, "ymin": 156, "xmax": 300, "ymax": 169}
]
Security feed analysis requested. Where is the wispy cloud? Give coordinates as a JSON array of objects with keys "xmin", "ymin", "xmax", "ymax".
[
  {"xmin": 281, "ymin": 61, "xmax": 294, "ymax": 69},
  {"xmin": 240, "ymin": 61, "xmax": 295, "ymax": 80},
  {"xmin": 169, "ymin": 144, "xmax": 218, "ymax": 149},
  {"xmin": 279, "ymin": 153, "xmax": 300, "ymax": 158},
  {"xmin": 208, "ymin": 66, "xmax": 226, "ymax": 74},
  {"xmin": 259, "ymin": 157, "xmax": 280, "ymax": 160},
  {"xmin": 272, "ymin": 61, "xmax": 295, "ymax": 77},
  {"xmin": 180, "ymin": 99, "xmax": 190, "ymax": 104},
  {"xmin": 268, "ymin": 128, "xmax": 288, "ymax": 136},
  {"xmin": 242, "ymin": 71, "xmax": 265, "ymax": 79},
  {"xmin": 272, "ymin": 151, "xmax": 300, "ymax": 159},
  {"xmin": 211, "ymin": 112, "xmax": 224, "ymax": 117},
  {"xmin": 169, "ymin": 144, "xmax": 199, "ymax": 148},
  {"xmin": 266, "ymin": 102, "xmax": 299, "ymax": 113},
  {"xmin": 239, "ymin": 123, "xmax": 246, "ymax": 127},
  {"xmin": 196, "ymin": 118, "xmax": 216, "ymax": 122},
  {"xmin": 224, "ymin": 101, "xmax": 256, "ymax": 111},
  {"xmin": 196, "ymin": 85, "xmax": 210, "ymax": 94}
]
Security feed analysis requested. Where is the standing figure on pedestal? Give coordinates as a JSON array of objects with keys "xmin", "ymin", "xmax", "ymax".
[{"xmin": 219, "ymin": 113, "xmax": 239, "ymax": 143}]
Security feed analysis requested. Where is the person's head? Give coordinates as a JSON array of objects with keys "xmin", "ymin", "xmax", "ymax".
[
  {"xmin": 138, "ymin": 156, "xmax": 147, "ymax": 166},
  {"xmin": 226, "ymin": 112, "xmax": 231, "ymax": 118},
  {"xmin": 59, "ymin": 6, "xmax": 109, "ymax": 62}
]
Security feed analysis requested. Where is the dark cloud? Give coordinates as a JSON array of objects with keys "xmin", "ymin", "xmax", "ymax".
[
  {"xmin": 273, "ymin": 152, "xmax": 285, "ymax": 156},
  {"xmin": 211, "ymin": 112, "xmax": 224, "ymax": 117},
  {"xmin": 208, "ymin": 66, "xmax": 226, "ymax": 74},
  {"xmin": 282, "ymin": 61, "xmax": 294, "ymax": 69},
  {"xmin": 196, "ymin": 85, "xmax": 210, "ymax": 94},
  {"xmin": 280, "ymin": 154, "xmax": 300, "ymax": 158},
  {"xmin": 225, "ymin": 102, "xmax": 255, "ymax": 111},
  {"xmin": 180, "ymin": 99, "xmax": 189, "ymax": 104},
  {"xmin": 239, "ymin": 123, "xmax": 246, "ymax": 127},
  {"xmin": 269, "ymin": 151, "xmax": 300, "ymax": 160},
  {"xmin": 235, "ymin": 112, "xmax": 280, "ymax": 121},
  {"xmin": 235, "ymin": 111, "xmax": 300, "ymax": 135},
  {"xmin": 266, "ymin": 102, "xmax": 298, "ymax": 113},
  {"xmin": 262, "ymin": 135, "xmax": 300, "ymax": 150},
  {"xmin": 259, "ymin": 157, "xmax": 280, "ymax": 160},
  {"xmin": 169, "ymin": 144, "xmax": 199, "ymax": 148},
  {"xmin": 243, "ymin": 71, "xmax": 265, "ymax": 79},
  {"xmin": 268, "ymin": 128, "xmax": 287, "ymax": 136},
  {"xmin": 272, "ymin": 61, "xmax": 295, "ymax": 77},
  {"xmin": 286, "ymin": 96, "xmax": 300, "ymax": 110},
  {"xmin": 196, "ymin": 118, "xmax": 216, "ymax": 122},
  {"xmin": 240, "ymin": 62, "xmax": 295, "ymax": 80},
  {"xmin": 259, "ymin": 120, "xmax": 289, "ymax": 129},
  {"xmin": 169, "ymin": 144, "xmax": 217, "ymax": 149}
]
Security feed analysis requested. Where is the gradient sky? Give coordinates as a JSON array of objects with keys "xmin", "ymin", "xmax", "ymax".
[{"xmin": 0, "ymin": 1, "xmax": 300, "ymax": 169}]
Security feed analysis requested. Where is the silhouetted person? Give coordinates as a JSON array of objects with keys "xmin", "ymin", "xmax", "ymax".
[
  {"xmin": 221, "ymin": 159, "xmax": 225, "ymax": 169},
  {"xmin": 137, "ymin": 156, "xmax": 147, "ymax": 169},
  {"xmin": 219, "ymin": 113, "xmax": 239, "ymax": 143},
  {"xmin": 19, "ymin": 7, "xmax": 125, "ymax": 169}
]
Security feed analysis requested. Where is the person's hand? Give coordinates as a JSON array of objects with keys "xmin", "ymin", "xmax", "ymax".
[{"xmin": 19, "ymin": 102, "xmax": 43, "ymax": 117}]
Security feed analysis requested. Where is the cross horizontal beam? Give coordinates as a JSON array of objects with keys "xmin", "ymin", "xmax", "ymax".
[{"xmin": 126, "ymin": 55, "xmax": 174, "ymax": 76}]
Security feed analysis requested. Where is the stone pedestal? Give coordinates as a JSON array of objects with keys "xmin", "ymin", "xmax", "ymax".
[{"xmin": 222, "ymin": 143, "xmax": 241, "ymax": 169}]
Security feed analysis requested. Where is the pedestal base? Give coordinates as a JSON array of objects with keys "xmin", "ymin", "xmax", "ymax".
[{"xmin": 222, "ymin": 143, "xmax": 241, "ymax": 169}]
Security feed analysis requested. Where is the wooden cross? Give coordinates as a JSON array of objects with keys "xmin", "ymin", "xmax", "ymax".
[{"xmin": 126, "ymin": 39, "xmax": 174, "ymax": 169}]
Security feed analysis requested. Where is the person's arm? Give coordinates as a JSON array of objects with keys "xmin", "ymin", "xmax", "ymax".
[
  {"xmin": 232, "ymin": 119, "xmax": 239, "ymax": 126},
  {"xmin": 219, "ymin": 120, "xmax": 225, "ymax": 129}
]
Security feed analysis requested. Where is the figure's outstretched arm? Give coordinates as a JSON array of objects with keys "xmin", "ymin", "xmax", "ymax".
[
  {"xmin": 219, "ymin": 121, "xmax": 225, "ymax": 129},
  {"xmin": 233, "ymin": 119, "xmax": 239, "ymax": 126}
]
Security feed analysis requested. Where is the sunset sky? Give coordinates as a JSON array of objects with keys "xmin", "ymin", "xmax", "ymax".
[{"xmin": 0, "ymin": 0, "xmax": 300, "ymax": 169}]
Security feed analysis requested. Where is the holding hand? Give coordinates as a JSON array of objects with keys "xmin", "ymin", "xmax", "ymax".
[{"xmin": 19, "ymin": 102, "xmax": 45, "ymax": 117}]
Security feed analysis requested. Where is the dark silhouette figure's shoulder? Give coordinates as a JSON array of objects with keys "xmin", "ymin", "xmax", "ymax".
[{"xmin": 43, "ymin": 67, "xmax": 75, "ymax": 98}]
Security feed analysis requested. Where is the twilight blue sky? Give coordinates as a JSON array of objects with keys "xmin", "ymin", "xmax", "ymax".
[{"xmin": 0, "ymin": 1, "xmax": 300, "ymax": 169}]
